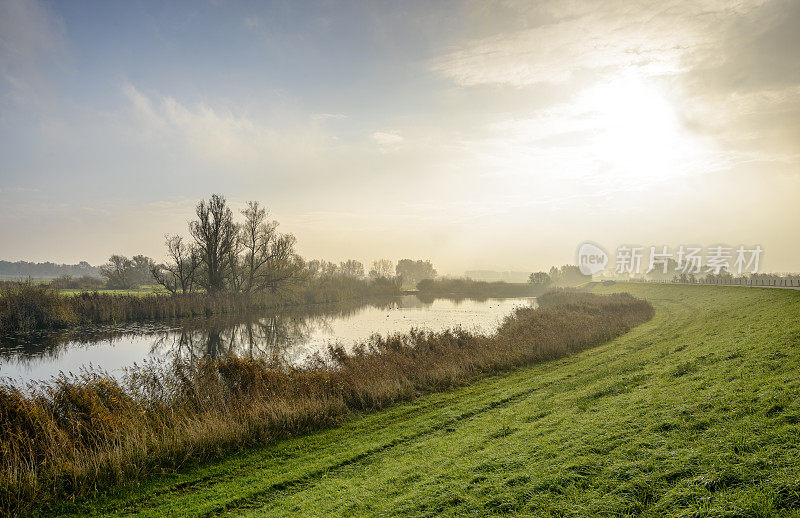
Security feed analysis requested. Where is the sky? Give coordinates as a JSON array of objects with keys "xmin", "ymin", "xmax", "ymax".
[{"xmin": 1, "ymin": 0, "xmax": 798, "ymax": 274}]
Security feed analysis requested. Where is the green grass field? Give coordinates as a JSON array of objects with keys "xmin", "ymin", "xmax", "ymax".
[
  {"xmin": 43, "ymin": 283, "xmax": 800, "ymax": 517},
  {"xmin": 58, "ymin": 285, "xmax": 170, "ymax": 297}
]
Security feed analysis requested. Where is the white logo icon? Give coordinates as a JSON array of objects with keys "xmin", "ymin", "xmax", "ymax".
[{"xmin": 577, "ymin": 242, "xmax": 608, "ymax": 276}]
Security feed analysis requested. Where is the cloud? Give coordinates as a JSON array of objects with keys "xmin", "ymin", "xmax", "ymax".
[
  {"xmin": 370, "ymin": 130, "xmax": 404, "ymax": 146},
  {"xmin": 430, "ymin": 0, "xmax": 766, "ymax": 87},
  {"xmin": 243, "ymin": 16, "xmax": 263, "ymax": 29},
  {"xmin": 0, "ymin": 0, "xmax": 68, "ymax": 107},
  {"xmin": 311, "ymin": 113, "xmax": 346, "ymax": 121},
  {"xmin": 122, "ymin": 83, "xmax": 283, "ymax": 163}
]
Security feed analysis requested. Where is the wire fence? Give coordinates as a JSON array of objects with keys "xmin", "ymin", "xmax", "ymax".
[{"xmin": 615, "ymin": 276, "xmax": 800, "ymax": 288}]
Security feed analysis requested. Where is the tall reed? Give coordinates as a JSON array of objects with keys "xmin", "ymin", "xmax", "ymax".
[{"xmin": 0, "ymin": 276, "xmax": 402, "ymax": 333}]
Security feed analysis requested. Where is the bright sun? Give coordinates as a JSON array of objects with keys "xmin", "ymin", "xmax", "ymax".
[{"xmin": 582, "ymin": 75, "xmax": 683, "ymax": 185}]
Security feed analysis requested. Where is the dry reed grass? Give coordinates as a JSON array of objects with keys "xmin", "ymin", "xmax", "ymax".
[{"xmin": 0, "ymin": 276, "xmax": 401, "ymax": 333}]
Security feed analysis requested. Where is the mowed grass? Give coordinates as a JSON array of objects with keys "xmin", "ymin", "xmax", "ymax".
[{"xmin": 43, "ymin": 283, "xmax": 800, "ymax": 517}]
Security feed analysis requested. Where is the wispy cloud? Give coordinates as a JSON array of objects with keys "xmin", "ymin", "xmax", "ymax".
[
  {"xmin": 243, "ymin": 16, "xmax": 262, "ymax": 29},
  {"xmin": 370, "ymin": 130, "xmax": 404, "ymax": 146},
  {"xmin": 123, "ymin": 83, "xmax": 273, "ymax": 162},
  {"xmin": 121, "ymin": 83, "xmax": 342, "ymax": 166},
  {"xmin": 311, "ymin": 113, "xmax": 346, "ymax": 121},
  {"xmin": 431, "ymin": 0, "xmax": 766, "ymax": 87}
]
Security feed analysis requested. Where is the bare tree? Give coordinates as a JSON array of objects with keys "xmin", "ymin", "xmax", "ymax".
[
  {"xmin": 151, "ymin": 235, "xmax": 199, "ymax": 294},
  {"xmin": 369, "ymin": 259, "xmax": 394, "ymax": 279},
  {"xmin": 190, "ymin": 194, "xmax": 238, "ymax": 293},
  {"xmin": 339, "ymin": 259, "xmax": 365, "ymax": 278},
  {"xmin": 260, "ymin": 233, "xmax": 304, "ymax": 293},
  {"xmin": 234, "ymin": 200, "xmax": 304, "ymax": 294},
  {"xmin": 239, "ymin": 201, "xmax": 276, "ymax": 293}
]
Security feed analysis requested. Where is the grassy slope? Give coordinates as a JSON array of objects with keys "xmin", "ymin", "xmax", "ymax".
[{"xmin": 44, "ymin": 284, "xmax": 800, "ymax": 517}]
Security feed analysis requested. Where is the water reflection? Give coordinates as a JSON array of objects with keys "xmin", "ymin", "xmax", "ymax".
[
  {"xmin": 150, "ymin": 313, "xmax": 325, "ymax": 361},
  {"xmin": 0, "ymin": 295, "xmax": 534, "ymax": 384}
]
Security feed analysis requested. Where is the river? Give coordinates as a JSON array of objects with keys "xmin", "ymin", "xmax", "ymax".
[{"xmin": 0, "ymin": 295, "xmax": 535, "ymax": 385}]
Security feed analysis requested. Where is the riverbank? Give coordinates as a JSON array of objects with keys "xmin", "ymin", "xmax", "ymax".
[
  {"xmin": 416, "ymin": 278, "xmax": 545, "ymax": 299},
  {"xmin": 0, "ymin": 276, "xmax": 401, "ymax": 334},
  {"xmin": 43, "ymin": 283, "xmax": 800, "ymax": 517},
  {"xmin": 0, "ymin": 291, "xmax": 652, "ymax": 516}
]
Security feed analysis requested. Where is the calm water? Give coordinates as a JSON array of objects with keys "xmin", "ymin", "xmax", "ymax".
[{"xmin": 0, "ymin": 295, "xmax": 535, "ymax": 385}]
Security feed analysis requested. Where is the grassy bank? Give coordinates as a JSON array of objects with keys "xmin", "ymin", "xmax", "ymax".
[
  {"xmin": 0, "ymin": 276, "xmax": 401, "ymax": 333},
  {"xmin": 0, "ymin": 291, "xmax": 652, "ymax": 515},
  {"xmin": 38, "ymin": 283, "xmax": 800, "ymax": 517}
]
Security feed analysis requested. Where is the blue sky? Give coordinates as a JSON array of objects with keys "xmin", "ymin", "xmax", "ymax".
[{"xmin": 1, "ymin": 0, "xmax": 799, "ymax": 272}]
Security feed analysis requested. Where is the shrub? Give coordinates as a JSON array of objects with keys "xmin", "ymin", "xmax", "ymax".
[{"xmin": 47, "ymin": 275, "xmax": 105, "ymax": 291}]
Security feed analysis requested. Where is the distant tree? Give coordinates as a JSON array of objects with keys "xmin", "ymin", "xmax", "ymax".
[
  {"xmin": 704, "ymin": 270, "xmax": 733, "ymax": 284},
  {"xmin": 190, "ymin": 194, "xmax": 238, "ymax": 293},
  {"xmin": 130, "ymin": 255, "xmax": 156, "ymax": 286},
  {"xmin": 323, "ymin": 261, "xmax": 340, "ymax": 276},
  {"xmin": 396, "ymin": 259, "xmax": 437, "ymax": 287},
  {"xmin": 369, "ymin": 259, "xmax": 394, "ymax": 279},
  {"xmin": 100, "ymin": 255, "xmax": 155, "ymax": 289},
  {"xmin": 548, "ymin": 265, "xmax": 591, "ymax": 287},
  {"xmin": 645, "ymin": 258, "xmax": 679, "ymax": 281},
  {"xmin": 306, "ymin": 260, "xmax": 338, "ymax": 277},
  {"xmin": 339, "ymin": 260, "xmax": 365, "ymax": 278},
  {"xmin": 306, "ymin": 259, "xmax": 323, "ymax": 278},
  {"xmin": 528, "ymin": 271, "xmax": 550, "ymax": 285},
  {"xmin": 100, "ymin": 255, "xmax": 136, "ymax": 289},
  {"xmin": 0, "ymin": 260, "xmax": 101, "ymax": 279},
  {"xmin": 150, "ymin": 235, "xmax": 199, "ymax": 294}
]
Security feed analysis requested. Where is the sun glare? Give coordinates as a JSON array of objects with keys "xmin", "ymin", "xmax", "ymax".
[{"xmin": 582, "ymin": 76, "xmax": 683, "ymax": 185}]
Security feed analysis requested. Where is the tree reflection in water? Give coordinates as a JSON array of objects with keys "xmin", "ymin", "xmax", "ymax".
[
  {"xmin": 0, "ymin": 297, "xmax": 398, "ymax": 368},
  {"xmin": 150, "ymin": 312, "xmax": 331, "ymax": 362}
]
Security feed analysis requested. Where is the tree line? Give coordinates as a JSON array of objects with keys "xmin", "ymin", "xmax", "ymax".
[
  {"xmin": 527, "ymin": 265, "xmax": 591, "ymax": 287},
  {"xmin": 0, "ymin": 260, "xmax": 99, "ymax": 280},
  {"xmin": 94, "ymin": 194, "xmax": 439, "ymax": 295}
]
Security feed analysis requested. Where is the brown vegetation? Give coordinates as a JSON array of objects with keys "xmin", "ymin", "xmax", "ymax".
[{"xmin": 0, "ymin": 276, "xmax": 401, "ymax": 334}]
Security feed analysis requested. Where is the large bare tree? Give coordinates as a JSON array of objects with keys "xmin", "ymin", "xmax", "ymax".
[{"xmin": 190, "ymin": 194, "xmax": 238, "ymax": 293}]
